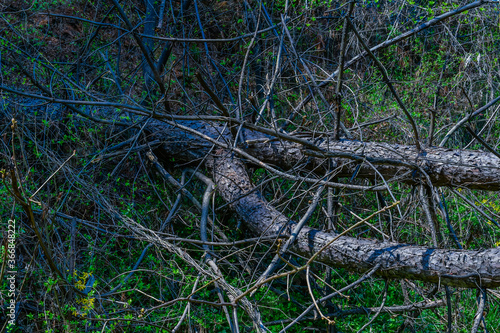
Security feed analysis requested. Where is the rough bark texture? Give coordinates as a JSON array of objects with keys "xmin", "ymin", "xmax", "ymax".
[
  {"xmin": 149, "ymin": 120, "xmax": 500, "ymax": 288},
  {"xmin": 251, "ymin": 140, "xmax": 500, "ymax": 190},
  {"xmin": 207, "ymin": 150, "xmax": 500, "ymax": 288},
  {"xmin": 152, "ymin": 120, "xmax": 500, "ymax": 190}
]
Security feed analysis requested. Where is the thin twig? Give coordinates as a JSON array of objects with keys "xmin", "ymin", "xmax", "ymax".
[{"xmin": 347, "ymin": 17, "xmax": 421, "ymax": 151}]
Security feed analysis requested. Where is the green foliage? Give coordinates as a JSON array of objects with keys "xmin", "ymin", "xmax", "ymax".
[{"xmin": 1, "ymin": 0, "xmax": 500, "ymax": 331}]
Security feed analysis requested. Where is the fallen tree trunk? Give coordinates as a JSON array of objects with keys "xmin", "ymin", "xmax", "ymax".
[
  {"xmin": 207, "ymin": 150, "xmax": 500, "ymax": 288},
  {"xmin": 151, "ymin": 120, "xmax": 500, "ymax": 288},
  {"xmin": 152, "ymin": 120, "xmax": 500, "ymax": 190}
]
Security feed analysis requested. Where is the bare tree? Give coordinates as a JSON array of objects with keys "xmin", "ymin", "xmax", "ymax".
[{"xmin": 1, "ymin": 0, "xmax": 500, "ymax": 332}]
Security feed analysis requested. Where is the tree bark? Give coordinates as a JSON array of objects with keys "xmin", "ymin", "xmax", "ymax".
[
  {"xmin": 152, "ymin": 120, "xmax": 500, "ymax": 190},
  {"xmin": 149, "ymin": 120, "xmax": 500, "ymax": 288},
  {"xmin": 205, "ymin": 150, "xmax": 500, "ymax": 288}
]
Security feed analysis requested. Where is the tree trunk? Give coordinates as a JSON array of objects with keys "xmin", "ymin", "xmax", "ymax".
[
  {"xmin": 208, "ymin": 150, "xmax": 500, "ymax": 288},
  {"xmin": 150, "ymin": 121, "xmax": 500, "ymax": 288},
  {"xmin": 152, "ymin": 120, "xmax": 500, "ymax": 190}
]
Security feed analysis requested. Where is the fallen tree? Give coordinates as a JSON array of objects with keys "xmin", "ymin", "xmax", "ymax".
[
  {"xmin": 148, "ymin": 120, "xmax": 500, "ymax": 288},
  {"xmin": 153, "ymin": 120, "xmax": 500, "ymax": 190},
  {"xmin": 3, "ymin": 0, "xmax": 500, "ymax": 331}
]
